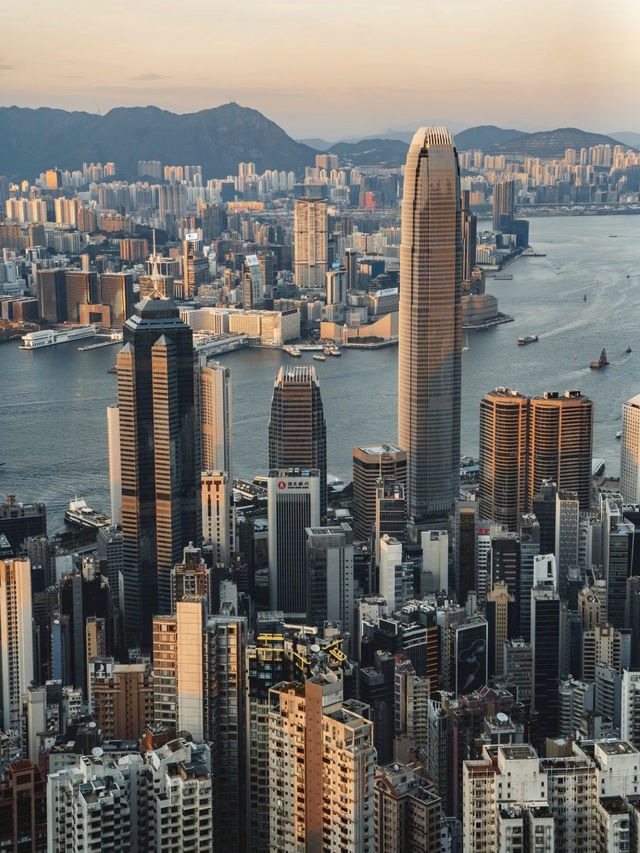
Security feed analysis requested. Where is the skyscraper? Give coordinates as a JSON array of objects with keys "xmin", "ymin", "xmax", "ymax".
[
  {"xmin": 294, "ymin": 198, "xmax": 328, "ymax": 289},
  {"xmin": 200, "ymin": 361, "xmax": 232, "ymax": 475},
  {"xmin": 116, "ymin": 294, "xmax": 200, "ymax": 646},
  {"xmin": 98, "ymin": 272, "xmax": 134, "ymax": 327},
  {"xmin": 352, "ymin": 444, "xmax": 407, "ymax": 542},
  {"xmin": 267, "ymin": 468, "xmax": 320, "ymax": 614},
  {"xmin": 479, "ymin": 388, "xmax": 529, "ymax": 530},
  {"xmin": 621, "ymin": 393, "xmax": 640, "ymax": 504},
  {"xmin": 398, "ymin": 127, "xmax": 462, "ymax": 527},
  {"xmin": 0, "ymin": 559, "xmax": 33, "ymax": 732},
  {"xmin": 268, "ymin": 365, "xmax": 327, "ymax": 516},
  {"xmin": 493, "ymin": 179, "xmax": 515, "ymax": 232},
  {"xmin": 529, "ymin": 390, "xmax": 593, "ymax": 510}
]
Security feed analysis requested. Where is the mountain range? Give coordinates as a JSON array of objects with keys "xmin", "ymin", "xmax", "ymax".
[
  {"xmin": 0, "ymin": 104, "xmax": 636, "ymax": 179},
  {"xmin": 0, "ymin": 103, "xmax": 316, "ymax": 180}
]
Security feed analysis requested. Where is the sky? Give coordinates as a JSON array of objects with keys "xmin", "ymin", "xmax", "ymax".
[{"xmin": 1, "ymin": 0, "xmax": 639, "ymax": 140}]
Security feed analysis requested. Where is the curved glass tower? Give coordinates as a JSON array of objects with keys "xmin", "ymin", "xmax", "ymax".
[{"xmin": 398, "ymin": 127, "xmax": 462, "ymax": 525}]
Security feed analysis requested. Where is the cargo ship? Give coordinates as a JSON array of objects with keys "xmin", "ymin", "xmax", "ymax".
[
  {"xmin": 64, "ymin": 497, "xmax": 110, "ymax": 530},
  {"xmin": 518, "ymin": 335, "xmax": 539, "ymax": 346},
  {"xmin": 590, "ymin": 348, "xmax": 609, "ymax": 369}
]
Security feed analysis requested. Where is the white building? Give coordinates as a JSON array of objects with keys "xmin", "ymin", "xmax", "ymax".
[
  {"xmin": 200, "ymin": 360, "xmax": 232, "ymax": 476},
  {"xmin": 421, "ymin": 529, "xmax": 449, "ymax": 594},
  {"xmin": 201, "ymin": 470, "xmax": 233, "ymax": 565},
  {"xmin": 621, "ymin": 669, "xmax": 640, "ymax": 746}
]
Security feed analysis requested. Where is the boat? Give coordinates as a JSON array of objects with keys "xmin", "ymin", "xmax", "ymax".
[
  {"xmin": 323, "ymin": 346, "xmax": 333, "ymax": 356},
  {"xmin": 626, "ymin": 346, "xmax": 632, "ymax": 354},
  {"xmin": 462, "ymin": 333, "xmax": 469, "ymax": 353},
  {"xmin": 19, "ymin": 325, "xmax": 97, "ymax": 349},
  {"xmin": 616, "ymin": 431, "xmax": 622, "ymax": 439},
  {"xmin": 590, "ymin": 348, "xmax": 609, "ymax": 369},
  {"xmin": 64, "ymin": 497, "xmax": 110, "ymax": 530},
  {"xmin": 584, "ymin": 294, "xmax": 587, "ymax": 302},
  {"xmin": 107, "ymin": 367, "xmax": 117, "ymax": 374},
  {"xmin": 312, "ymin": 354, "xmax": 326, "ymax": 361},
  {"xmin": 328, "ymin": 346, "xmax": 342, "ymax": 357},
  {"xmin": 518, "ymin": 335, "xmax": 539, "ymax": 346},
  {"xmin": 494, "ymin": 273, "xmax": 513, "ymax": 281},
  {"xmin": 284, "ymin": 345, "xmax": 301, "ymax": 357}
]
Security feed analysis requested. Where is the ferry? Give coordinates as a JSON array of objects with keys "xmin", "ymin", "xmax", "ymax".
[
  {"xmin": 64, "ymin": 497, "xmax": 110, "ymax": 530},
  {"xmin": 518, "ymin": 335, "xmax": 539, "ymax": 346},
  {"xmin": 312, "ymin": 354, "xmax": 326, "ymax": 361},
  {"xmin": 616, "ymin": 431, "xmax": 622, "ymax": 439},
  {"xmin": 328, "ymin": 346, "xmax": 342, "ymax": 357},
  {"xmin": 590, "ymin": 348, "xmax": 609, "ymax": 369},
  {"xmin": 284, "ymin": 345, "xmax": 301, "ymax": 357},
  {"xmin": 19, "ymin": 325, "xmax": 97, "ymax": 349},
  {"xmin": 323, "ymin": 346, "xmax": 333, "ymax": 356}
]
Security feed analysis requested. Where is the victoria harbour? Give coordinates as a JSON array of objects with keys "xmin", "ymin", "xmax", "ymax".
[{"xmin": 1, "ymin": 213, "xmax": 637, "ymax": 532}]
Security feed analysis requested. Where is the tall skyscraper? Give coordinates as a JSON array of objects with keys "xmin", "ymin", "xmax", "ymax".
[
  {"xmin": 621, "ymin": 393, "xmax": 640, "ymax": 504},
  {"xmin": 98, "ymin": 272, "xmax": 134, "ymax": 327},
  {"xmin": 398, "ymin": 127, "xmax": 462, "ymax": 527},
  {"xmin": 493, "ymin": 179, "xmax": 515, "ymax": 232},
  {"xmin": 0, "ymin": 559, "xmax": 33, "ymax": 733},
  {"xmin": 529, "ymin": 390, "xmax": 593, "ymax": 510},
  {"xmin": 294, "ymin": 198, "xmax": 328, "ymax": 288},
  {"xmin": 200, "ymin": 361, "xmax": 232, "ymax": 475},
  {"xmin": 268, "ymin": 468, "xmax": 320, "ymax": 614},
  {"xmin": 116, "ymin": 294, "xmax": 200, "ymax": 646},
  {"xmin": 460, "ymin": 188, "xmax": 477, "ymax": 285},
  {"xmin": 352, "ymin": 444, "xmax": 407, "ymax": 543},
  {"xmin": 479, "ymin": 388, "xmax": 529, "ymax": 530},
  {"xmin": 305, "ymin": 523, "xmax": 354, "ymax": 633},
  {"xmin": 268, "ymin": 365, "xmax": 327, "ymax": 516}
]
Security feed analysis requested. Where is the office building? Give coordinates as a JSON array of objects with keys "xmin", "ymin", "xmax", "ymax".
[
  {"xmin": 352, "ymin": 444, "xmax": 407, "ymax": 542},
  {"xmin": 621, "ymin": 394, "xmax": 640, "ymax": 503},
  {"xmin": 0, "ymin": 559, "xmax": 33, "ymax": 733},
  {"xmin": 116, "ymin": 294, "xmax": 200, "ymax": 646},
  {"xmin": 374, "ymin": 761, "xmax": 442, "ymax": 852},
  {"xmin": 0, "ymin": 496, "xmax": 46, "ymax": 551},
  {"xmin": 170, "ymin": 542, "xmax": 210, "ymax": 610},
  {"xmin": 305, "ymin": 524, "xmax": 354, "ymax": 633},
  {"xmin": 200, "ymin": 360, "xmax": 232, "ymax": 476},
  {"xmin": 398, "ymin": 127, "xmax": 462, "ymax": 526},
  {"xmin": 479, "ymin": 388, "xmax": 529, "ymax": 530},
  {"xmin": 294, "ymin": 198, "xmax": 328, "ymax": 288},
  {"xmin": 555, "ymin": 489, "xmax": 580, "ymax": 597},
  {"xmin": 326, "ymin": 266, "xmax": 347, "ymax": 305},
  {"xmin": 201, "ymin": 470, "xmax": 233, "ymax": 565},
  {"xmin": 379, "ymin": 534, "xmax": 412, "ymax": 612},
  {"xmin": 64, "ymin": 270, "xmax": 98, "ymax": 324},
  {"xmin": 492, "ymin": 179, "xmax": 515, "ymax": 232},
  {"xmin": 106, "ymin": 406, "xmax": 121, "ymax": 527},
  {"xmin": 518, "ymin": 514, "xmax": 540, "ymax": 642},
  {"xmin": 449, "ymin": 616, "xmax": 488, "ymax": 694},
  {"xmin": 242, "ymin": 253, "xmax": 264, "ymax": 307},
  {"xmin": 37, "ymin": 269, "xmax": 66, "ymax": 322},
  {"xmin": 421, "ymin": 528, "xmax": 449, "ymax": 594},
  {"xmin": 461, "ymin": 188, "xmax": 477, "ymax": 284},
  {"xmin": 531, "ymin": 580, "xmax": 564, "ymax": 741},
  {"xmin": 374, "ymin": 480, "xmax": 407, "ymax": 573},
  {"xmin": 268, "ymin": 365, "xmax": 327, "ymax": 516},
  {"xmin": 393, "ymin": 656, "xmax": 430, "ymax": 762},
  {"xmin": 98, "ymin": 272, "xmax": 133, "ymax": 327},
  {"xmin": 268, "ymin": 468, "xmax": 320, "ymax": 614},
  {"xmin": 486, "ymin": 582, "xmax": 516, "ymax": 679},
  {"xmin": 268, "ymin": 672, "xmax": 375, "ymax": 852},
  {"xmin": 529, "ymin": 390, "xmax": 593, "ymax": 510}
]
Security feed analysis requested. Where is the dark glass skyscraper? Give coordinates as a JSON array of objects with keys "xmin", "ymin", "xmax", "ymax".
[
  {"xmin": 116, "ymin": 294, "xmax": 200, "ymax": 646},
  {"xmin": 398, "ymin": 127, "xmax": 462, "ymax": 526},
  {"xmin": 268, "ymin": 365, "xmax": 327, "ymax": 517}
]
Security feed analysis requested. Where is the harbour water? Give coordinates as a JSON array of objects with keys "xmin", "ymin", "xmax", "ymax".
[{"xmin": 1, "ymin": 214, "xmax": 639, "ymax": 532}]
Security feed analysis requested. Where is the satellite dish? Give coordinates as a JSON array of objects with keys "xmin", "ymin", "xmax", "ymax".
[
  {"xmin": 496, "ymin": 712, "xmax": 509, "ymax": 724},
  {"xmin": 310, "ymin": 644, "xmax": 321, "ymax": 653},
  {"xmin": 92, "ymin": 747, "xmax": 104, "ymax": 757}
]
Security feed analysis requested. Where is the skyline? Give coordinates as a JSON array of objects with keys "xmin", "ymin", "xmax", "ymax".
[{"xmin": 1, "ymin": 0, "xmax": 639, "ymax": 139}]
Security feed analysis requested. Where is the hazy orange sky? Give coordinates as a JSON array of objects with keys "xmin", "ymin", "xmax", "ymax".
[{"xmin": 1, "ymin": 0, "xmax": 638, "ymax": 139}]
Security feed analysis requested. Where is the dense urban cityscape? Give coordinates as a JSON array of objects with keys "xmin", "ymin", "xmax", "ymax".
[{"xmin": 2, "ymin": 4, "xmax": 640, "ymax": 851}]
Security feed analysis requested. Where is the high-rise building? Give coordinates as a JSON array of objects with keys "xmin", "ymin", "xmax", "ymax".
[
  {"xmin": 352, "ymin": 444, "xmax": 407, "ymax": 542},
  {"xmin": 531, "ymin": 577, "xmax": 564, "ymax": 742},
  {"xmin": 374, "ymin": 761, "xmax": 442, "ymax": 852},
  {"xmin": 37, "ymin": 269, "xmax": 66, "ymax": 322},
  {"xmin": 64, "ymin": 270, "xmax": 98, "ymax": 324},
  {"xmin": 460, "ymin": 189, "xmax": 477, "ymax": 284},
  {"xmin": 621, "ymin": 393, "xmax": 640, "ymax": 504},
  {"xmin": 201, "ymin": 470, "xmax": 233, "ymax": 565},
  {"xmin": 529, "ymin": 390, "xmax": 593, "ymax": 510},
  {"xmin": 294, "ymin": 198, "xmax": 327, "ymax": 288},
  {"xmin": 116, "ymin": 294, "xmax": 200, "ymax": 646},
  {"xmin": 398, "ymin": 127, "xmax": 462, "ymax": 526},
  {"xmin": 268, "ymin": 365, "xmax": 327, "ymax": 516},
  {"xmin": 493, "ymin": 179, "xmax": 515, "ymax": 232},
  {"xmin": 200, "ymin": 361, "xmax": 232, "ymax": 475},
  {"xmin": 98, "ymin": 272, "xmax": 134, "ymax": 327},
  {"xmin": 479, "ymin": 388, "xmax": 529, "ymax": 531},
  {"xmin": 268, "ymin": 672, "xmax": 375, "ymax": 851},
  {"xmin": 106, "ymin": 406, "xmax": 121, "ymax": 526},
  {"xmin": 555, "ymin": 489, "xmax": 580, "ymax": 597},
  {"xmin": 0, "ymin": 559, "xmax": 33, "ymax": 733},
  {"xmin": 305, "ymin": 524, "xmax": 354, "ymax": 634},
  {"xmin": 375, "ymin": 480, "xmax": 407, "ymax": 571},
  {"xmin": 0, "ymin": 759, "xmax": 46, "ymax": 851},
  {"xmin": 90, "ymin": 659, "xmax": 153, "ymax": 740},
  {"xmin": 268, "ymin": 468, "xmax": 320, "ymax": 614},
  {"xmin": 0, "ymin": 496, "xmax": 46, "ymax": 551},
  {"xmin": 486, "ymin": 582, "xmax": 516, "ymax": 678}
]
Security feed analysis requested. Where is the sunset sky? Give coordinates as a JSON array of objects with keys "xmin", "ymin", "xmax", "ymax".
[{"xmin": 1, "ymin": 0, "xmax": 638, "ymax": 139}]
